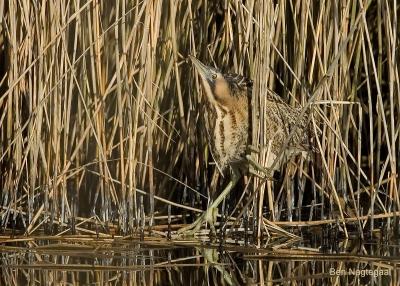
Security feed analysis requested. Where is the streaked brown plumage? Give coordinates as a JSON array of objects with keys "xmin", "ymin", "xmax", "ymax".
[
  {"xmin": 201, "ymin": 71, "xmax": 252, "ymax": 172},
  {"xmin": 262, "ymin": 91, "xmax": 315, "ymax": 169},
  {"xmin": 178, "ymin": 56, "xmax": 315, "ymax": 234},
  {"xmin": 190, "ymin": 56, "xmax": 314, "ymax": 174}
]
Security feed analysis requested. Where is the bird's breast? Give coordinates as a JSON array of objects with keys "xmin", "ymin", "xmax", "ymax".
[{"xmin": 212, "ymin": 104, "xmax": 249, "ymax": 170}]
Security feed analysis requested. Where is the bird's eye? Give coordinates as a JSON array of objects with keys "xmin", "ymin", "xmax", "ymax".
[{"xmin": 212, "ymin": 73, "xmax": 217, "ymax": 79}]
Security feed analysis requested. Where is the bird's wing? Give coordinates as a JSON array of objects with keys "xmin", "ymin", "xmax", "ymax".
[
  {"xmin": 263, "ymin": 98, "xmax": 313, "ymax": 156},
  {"xmin": 265, "ymin": 90, "xmax": 292, "ymax": 106}
]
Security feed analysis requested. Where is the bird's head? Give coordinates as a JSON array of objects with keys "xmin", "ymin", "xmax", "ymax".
[{"xmin": 190, "ymin": 56, "xmax": 252, "ymax": 108}]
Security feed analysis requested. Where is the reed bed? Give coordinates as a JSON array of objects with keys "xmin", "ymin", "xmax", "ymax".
[{"xmin": 0, "ymin": 0, "xmax": 399, "ymax": 240}]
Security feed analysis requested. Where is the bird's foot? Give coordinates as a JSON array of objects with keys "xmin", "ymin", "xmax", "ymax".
[
  {"xmin": 176, "ymin": 214, "xmax": 203, "ymax": 235},
  {"xmin": 177, "ymin": 174, "xmax": 239, "ymax": 236},
  {"xmin": 177, "ymin": 207, "xmax": 218, "ymax": 235}
]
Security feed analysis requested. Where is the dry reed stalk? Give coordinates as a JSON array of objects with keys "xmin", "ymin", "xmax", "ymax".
[{"xmin": 0, "ymin": 0, "xmax": 398, "ymax": 241}]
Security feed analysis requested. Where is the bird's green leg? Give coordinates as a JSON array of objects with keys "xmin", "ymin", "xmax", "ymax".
[{"xmin": 178, "ymin": 170, "xmax": 240, "ymax": 235}]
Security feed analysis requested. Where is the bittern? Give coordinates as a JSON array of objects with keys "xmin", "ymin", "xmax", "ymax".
[{"xmin": 178, "ymin": 56, "xmax": 315, "ymax": 234}]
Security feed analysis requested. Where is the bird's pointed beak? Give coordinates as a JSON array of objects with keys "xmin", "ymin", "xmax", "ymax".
[{"xmin": 189, "ymin": 55, "xmax": 214, "ymax": 82}]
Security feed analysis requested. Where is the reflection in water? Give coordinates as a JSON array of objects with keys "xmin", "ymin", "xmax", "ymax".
[{"xmin": 0, "ymin": 236, "xmax": 398, "ymax": 285}]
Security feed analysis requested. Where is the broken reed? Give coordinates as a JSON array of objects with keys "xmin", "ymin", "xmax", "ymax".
[{"xmin": 0, "ymin": 1, "xmax": 398, "ymax": 237}]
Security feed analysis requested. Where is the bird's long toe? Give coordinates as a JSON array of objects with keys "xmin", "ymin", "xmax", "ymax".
[
  {"xmin": 177, "ymin": 207, "xmax": 218, "ymax": 235},
  {"xmin": 177, "ymin": 214, "xmax": 204, "ymax": 235}
]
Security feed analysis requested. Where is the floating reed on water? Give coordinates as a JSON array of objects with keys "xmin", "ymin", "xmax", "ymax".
[{"xmin": 0, "ymin": 1, "xmax": 399, "ymax": 239}]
